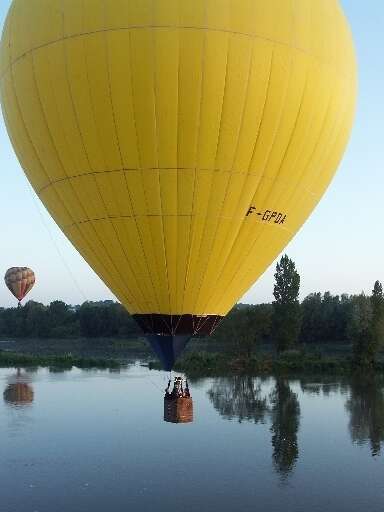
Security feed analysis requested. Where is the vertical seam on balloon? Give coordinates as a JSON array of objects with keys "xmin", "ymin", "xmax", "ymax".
[
  {"xmin": 66, "ymin": 223, "xmax": 131, "ymax": 305},
  {"xmin": 78, "ymin": 2, "xmax": 139, "ymax": 309},
  {"xmin": 192, "ymin": 31, "xmax": 229, "ymax": 311},
  {"xmin": 56, "ymin": 1, "xmax": 126, "ymax": 297},
  {"xmin": 275, "ymin": 83, "xmax": 336, "ymax": 234},
  {"xmin": 151, "ymin": 4, "xmax": 172, "ymax": 317},
  {"xmin": 0, "ymin": 3, "xmax": 16, "ymax": 154},
  {"xmin": 213, "ymin": 46, "xmax": 298, "ymax": 312},
  {"xmin": 174, "ymin": 20, "xmax": 181, "ymax": 321},
  {"xmin": 213, "ymin": 44, "xmax": 294, "ymax": 311},
  {"xmin": 5, "ymin": 2, "xmax": 52, "ymax": 195},
  {"xmin": 314, "ymin": 106, "xmax": 352, "ymax": 204},
  {"xmin": 80, "ymin": 27, "xmax": 140, "ymax": 311},
  {"xmin": 181, "ymin": 1, "xmax": 208, "ymax": 315},
  {"xmin": 57, "ymin": 1, "xmax": 136, "ymax": 309},
  {"xmin": 126, "ymin": 29, "xmax": 162, "ymax": 313},
  {"xmin": 252, "ymin": 57, "xmax": 310, "ymax": 232},
  {"xmin": 190, "ymin": 31, "xmax": 231, "ymax": 315},
  {"xmin": 202, "ymin": 46, "xmax": 275, "ymax": 314},
  {"xmin": 216, "ymin": 71, "xmax": 348, "ymax": 314},
  {"xmin": 197, "ymin": 34, "xmax": 254, "ymax": 315},
  {"xmin": 101, "ymin": 2, "xmax": 149, "ymax": 312},
  {"xmin": 267, "ymin": 79, "xmax": 337, "ymax": 248},
  {"xmin": 265, "ymin": 70, "xmax": 330, "ymax": 240},
  {"xmin": 306, "ymin": 82, "xmax": 352, "ymax": 201}
]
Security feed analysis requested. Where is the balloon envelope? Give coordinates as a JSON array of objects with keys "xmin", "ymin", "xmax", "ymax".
[
  {"xmin": 0, "ymin": 1, "xmax": 357, "ymax": 367},
  {"xmin": 4, "ymin": 267, "xmax": 35, "ymax": 303}
]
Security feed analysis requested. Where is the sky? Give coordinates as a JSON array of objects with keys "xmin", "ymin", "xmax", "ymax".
[{"xmin": 0, "ymin": 0, "xmax": 382, "ymax": 308}]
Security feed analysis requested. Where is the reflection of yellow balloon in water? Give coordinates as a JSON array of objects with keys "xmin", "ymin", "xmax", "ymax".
[{"xmin": 0, "ymin": 1, "xmax": 356, "ymax": 369}]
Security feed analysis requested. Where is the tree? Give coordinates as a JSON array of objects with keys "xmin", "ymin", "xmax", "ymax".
[
  {"xmin": 300, "ymin": 292, "xmax": 322, "ymax": 343},
  {"xmin": 350, "ymin": 293, "xmax": 374, "ymax": 367},
  {"xmin": 371, "ymin": 280, "xmax": 384, "ymax": 354},
  {"xmin": 272, "ymin": 255, "xmax": 301, "ymax": 352},
  {"xmin": 212, "ymin": 304, "xmax": 272, "ymax": 357}
]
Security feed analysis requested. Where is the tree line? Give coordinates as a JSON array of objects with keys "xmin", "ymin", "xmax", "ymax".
[
  {"xmin": 1, "ymin": 254, "xmax": 384, "ymax": 367},
  {"xmin": 0, "ymin": 300, "xmax": 140, "ymax": 339},
  {"xmin": 212, "ymin": 254, "xmax": 384, "ymax": 368}
]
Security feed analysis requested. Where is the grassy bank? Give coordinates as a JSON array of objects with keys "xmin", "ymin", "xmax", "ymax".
[
  {"xmin": 1, "ymin": 341, "xmax": 382, "ymax": 375},
  {"xmin": 0, "ymin": 350, "xmax": 123, "ymax": 369},
  {"xmin": 169, "ymin": 349, "xmax": 382, "ymax": 376}
]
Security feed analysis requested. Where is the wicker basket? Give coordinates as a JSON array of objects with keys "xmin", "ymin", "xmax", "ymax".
[{"xmin": 164, "ymin": 397, "xmax": 193, "ymax": 423}]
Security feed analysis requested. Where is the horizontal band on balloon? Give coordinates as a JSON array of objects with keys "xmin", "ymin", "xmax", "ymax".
[
  {"xmin": 36, "ymin": 168, "xmax": 318, "ymax": 198},
  {"xmin": 133, "ymin": 314, "xmax": 222, "ymax": 336},
  {"xmin": 0, "ymin": 25, "xmax": 356, "ymax": 83}
]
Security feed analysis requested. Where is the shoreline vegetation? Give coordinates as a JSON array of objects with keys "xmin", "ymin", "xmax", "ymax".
[
  {"xmin": 1, "ymin": 254, "xmax": 383, "ymax": 374},
  {"xmin": 1, "ymin": 341, "xmax": 384, "ymax": 376}
]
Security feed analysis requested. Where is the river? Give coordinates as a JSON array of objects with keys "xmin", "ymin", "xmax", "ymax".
[{"xmin": 1, "ymin": 363, "xmax": 383, "ymax": 512}]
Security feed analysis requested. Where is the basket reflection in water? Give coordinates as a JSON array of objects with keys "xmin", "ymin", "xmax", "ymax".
[
  {"xmin": 164, "ymin": 398, "xmax": 193, "ymax": 424},
  {"xmin": 164, "ymin": 377, "xmax": 193, "ymax": 424}
]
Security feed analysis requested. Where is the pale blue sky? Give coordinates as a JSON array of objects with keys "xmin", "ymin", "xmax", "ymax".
[{"xmin": 0, "ymin": 1, "xmax": 382, "ymax": 308}]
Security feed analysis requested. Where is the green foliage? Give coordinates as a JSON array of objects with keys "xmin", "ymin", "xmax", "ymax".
[
  {"xmin": 0, "ymin": 300, "xmax": 141, "ymax": 340},
  {"xmin": 300, "ymin": 292, "xmax": 353, "ymax": 343},
  {"xmin": 272, "ymin": 255, "xmax": 301, "ymax": 352},
  {"xmin": 371, "ymin": 281, "xmax": 384, "ymax": 350},
  {"xmin": 350, "ymin": 284, "xmax": 384, "ymax": 368},
  {"xmin": 0, "ymin": 350, "xmax": 122, "ymax": 369},
  {"xmin": 213, "ymin": 304, "xmax": 272, "ymax": 357}
]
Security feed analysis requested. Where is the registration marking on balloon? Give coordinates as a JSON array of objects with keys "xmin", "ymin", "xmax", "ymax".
[{"xmin": 246, "ymin": 207, "xmax": 287, "ymax": 225}]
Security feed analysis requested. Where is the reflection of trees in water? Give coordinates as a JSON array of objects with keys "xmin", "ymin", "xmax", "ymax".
[
  {"xmin": 345, "ymin": 374, "xmax": 384, "ymax": 456},
  {"xmin": 207, "ymin": 376, "xmax": 300, "ymax": 480},
  {"xmin": 269, "ymin": 379, "xmax": 300, "ymax": 480},
  {"xmin": 208, "ymin": 376, "xmax": 269, "ymax": 424}
]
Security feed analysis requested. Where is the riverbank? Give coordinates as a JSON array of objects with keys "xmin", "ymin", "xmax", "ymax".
[
  {"xmin": 0, "ymin": 350, "xmax": 123, "ymax": 369},
  {"xmin": 0, "ymin": 337, "xmax": 149, "ymax": 360},
  {"xmin": 172, "ymin": 349, "xmax": 384, "ymax": 376},
  {"xmin": 0, "ymin": 338, "xmax": 380, "ymax": 374}
]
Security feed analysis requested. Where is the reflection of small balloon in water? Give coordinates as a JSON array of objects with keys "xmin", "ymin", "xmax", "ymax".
[
  {"xmin": 164, "ymin": 377, "xmax": 193, "ymax": 424},
  {"xmin": 3, "ymin": 370, "xmax": 34, "ymax": 407},
  {"xmin": 4, "ymin": 383, "xmax": 34, "ymax": 406}
]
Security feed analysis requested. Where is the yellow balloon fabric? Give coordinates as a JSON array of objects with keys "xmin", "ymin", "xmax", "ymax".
[{"xmin": 0, "ymin": 1, "xmax": 356, "ymax": 324}]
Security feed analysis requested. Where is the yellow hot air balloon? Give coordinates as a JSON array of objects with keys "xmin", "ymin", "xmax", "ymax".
[
  {"xmin": 0, "ymin": 1, "xmax": 357, "ymax": 369},
  {"xmin": 4, "ymin": 267, "xmax": 36, "ymax": 306}
]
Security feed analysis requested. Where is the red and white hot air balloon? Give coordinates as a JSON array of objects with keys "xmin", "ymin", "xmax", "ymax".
[{"xmin": 4, "ymin": 267, "xmax": 36, "ymax": 306}]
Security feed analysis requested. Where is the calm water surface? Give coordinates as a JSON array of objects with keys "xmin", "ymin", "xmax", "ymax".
[{"xmin": 1, "ymin": 363, "xmax": 383, "ymax": 512}]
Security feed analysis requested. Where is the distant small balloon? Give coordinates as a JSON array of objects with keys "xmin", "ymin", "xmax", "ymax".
[{"xmin": 4, "ymin": 267, "xmax": 35, "ymax": 304}]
